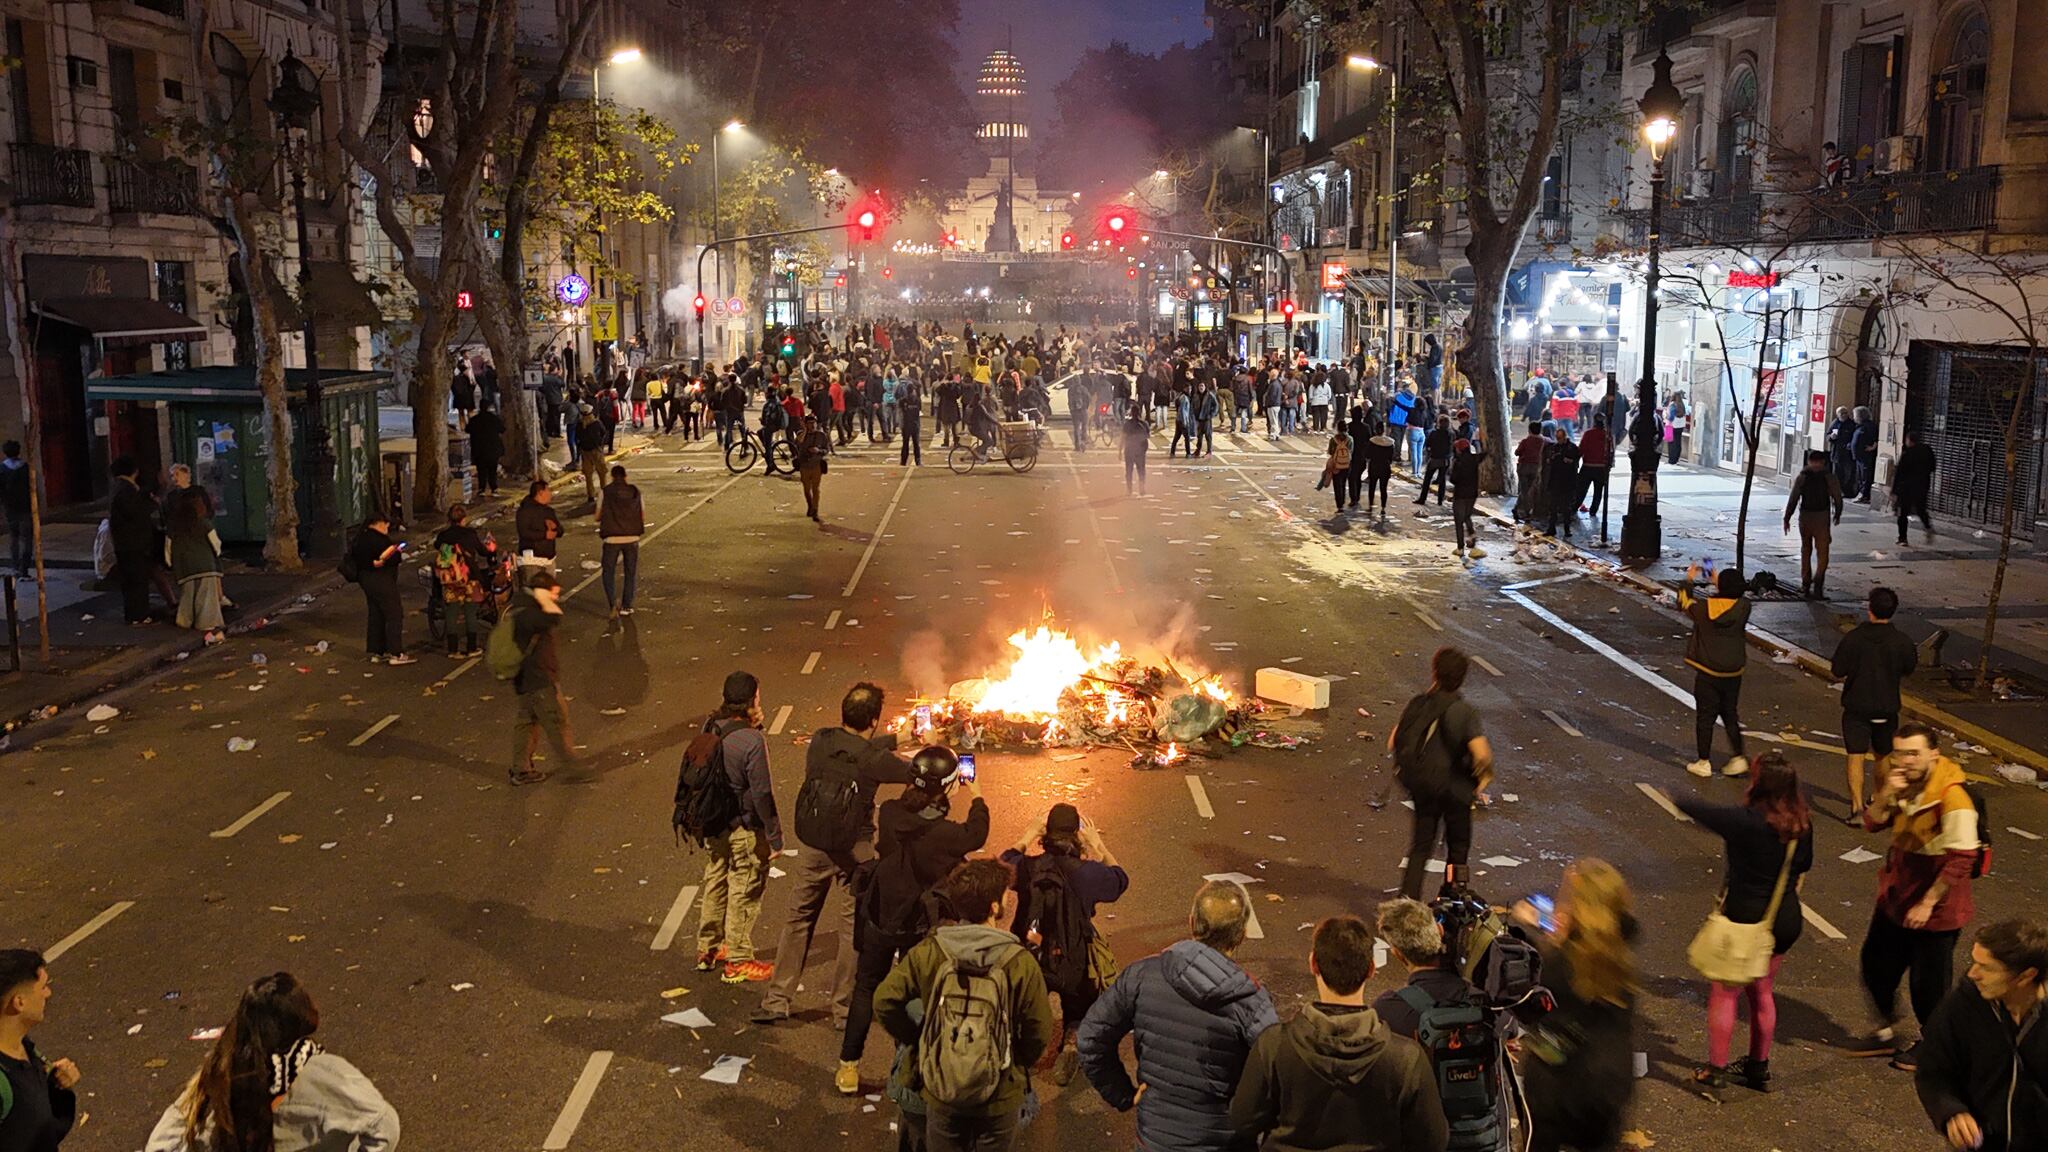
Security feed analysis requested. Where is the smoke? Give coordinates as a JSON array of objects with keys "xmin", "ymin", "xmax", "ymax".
[{"xmin": 899, "ymin": 630, "xmax": 951, "ymax": 697}]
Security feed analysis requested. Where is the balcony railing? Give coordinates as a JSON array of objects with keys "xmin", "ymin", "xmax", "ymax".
[
  {"xmin": 108, "ymin": 156, "xmax": 203, "ymax": 215},
  {"xmin": 9, "ymin": 143, "xmax": 95, "ymax": 208},
  {"xmin": 133, "ymin": 0, "xmax": 185, "ymax": 15},
  {"xmin": 1619, "ymin": 192, "xmax": 1763, "ymax": 249},
  {"xmin": 1797, "ymin": 166, "xmax": 2000, "ymax": 241}
]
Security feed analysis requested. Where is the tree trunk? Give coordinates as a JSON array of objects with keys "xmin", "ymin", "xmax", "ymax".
[
  {"xmin": 411, "ymin": 295, "xmax": 453, "ymax": 516},
  {"xmin": 226, "ymin": 196, "xmax": 301, "ymax": 570},
  {"xmin": 1458, "ymin": 238, "xmax": 1512, "ymax": 493},
  {"xmin": 1976, "ymin": 353, "xmax": 2035, "ymax": 689},
  {"xmin": 1733, "ymin": 313, "xmax": 1777, "ymax": 573},
  {"xmin": 479, "ymin": 294, "xmax": 541, "ymax": 478}
]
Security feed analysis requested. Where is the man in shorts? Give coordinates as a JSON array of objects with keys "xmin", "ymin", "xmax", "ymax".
[{"xmin": 1830, "ymin": 586, "xmax": 1919, "ymax": 820}]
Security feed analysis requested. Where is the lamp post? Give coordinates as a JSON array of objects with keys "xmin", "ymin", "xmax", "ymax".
[
  {"xmin": 1349, "ymin": 55, "xmax": 1398, "ymax": 391},
  {"xmin": 589, "ymin": 48, "xmax": 640, "ymax": 378},
  {"xmin": 267, "ymin": 46, "xmax": 337, "ymax": 555},
  {"xmin": 1622, "ymin": 47, "xmax": 1683, "ymax": 564}
]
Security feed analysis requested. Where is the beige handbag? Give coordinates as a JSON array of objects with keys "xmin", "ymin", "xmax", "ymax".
[{"xmin": 1687, "ymin": 841, "xmax": 1796, "ymax": 985}]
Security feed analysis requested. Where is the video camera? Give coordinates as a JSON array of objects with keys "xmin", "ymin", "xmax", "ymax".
[{"xmin": 1431, "ymin": 887, "xmax": 1555, "ymax": 1023}]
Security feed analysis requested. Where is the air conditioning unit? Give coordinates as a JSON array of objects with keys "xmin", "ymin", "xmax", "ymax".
[{"xmin": 1876, "ymin": 135, "xmax": 1922, "ymax": 174}]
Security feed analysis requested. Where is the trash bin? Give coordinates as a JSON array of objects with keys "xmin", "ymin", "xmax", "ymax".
[
  {"xmin": 381, "ymin": 450, "xmax": 414, "ymax": 530},
  {"xmin": 447, "ymin": 430, "xmax": 474, "ymax": 503}
]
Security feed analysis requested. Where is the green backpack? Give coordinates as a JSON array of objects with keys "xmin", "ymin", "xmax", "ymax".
[{"xmin": 486, "ymin": 607, "xmax": 535, "ymax": 681}]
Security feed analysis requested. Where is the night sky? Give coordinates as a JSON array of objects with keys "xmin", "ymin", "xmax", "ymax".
[{"xmin": 954, "ymin": 0, "xmax": 1210, "ymax": 133}]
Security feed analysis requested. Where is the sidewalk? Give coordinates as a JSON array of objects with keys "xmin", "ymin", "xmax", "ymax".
[
  {"xmin": 0, "ymin": 422, "xmax": 658, "ymax": 739},
  {"xmin": 1466, "ymin": 461, "xmax": 2048, "ymax": 771}
]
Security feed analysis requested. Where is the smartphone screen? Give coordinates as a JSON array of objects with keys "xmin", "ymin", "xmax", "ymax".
[
  {"xmin": 1526, "ymin": 893, "xmax": 1556, "ymax": 933},
  {"xmin": 957, "ymin": 753, "xmax": 977, "ymax": 783},
  {"xmin": 914, "ymin": 704, "xmax": 933, "ymax": 735}
]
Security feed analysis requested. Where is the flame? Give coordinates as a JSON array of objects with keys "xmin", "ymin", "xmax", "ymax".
[
  {"xmin": 1160, "ymin": 741, "xmax": 1184, "ymax": 764},
  {"xmin": 966, "ymin": 627, "xmax": 1122, "ymax": 720}
]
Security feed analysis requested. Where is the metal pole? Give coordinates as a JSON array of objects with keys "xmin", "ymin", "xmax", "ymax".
[
  {"xmin": 711, "ymin": 133, "xmax": 722, "ymax": 300},
  {"xmin": 1621, "ymin": 150, "xmax": 1666, "ymax": 563},
  {"xmin": 1385, "ymin": 69, "xmax": 1399, "ymax": 394},
  {"xmin": 292, "ymin": 154, "xmax": 337, "ymax": 554}
]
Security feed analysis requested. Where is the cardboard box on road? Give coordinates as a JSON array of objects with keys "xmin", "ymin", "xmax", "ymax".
[{"xmin": 1255, "ymin": 667, "xmax": 1330, "ymax": 710}]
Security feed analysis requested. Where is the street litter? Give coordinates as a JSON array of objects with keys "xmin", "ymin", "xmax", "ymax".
[
  {"xmin": 126, "ymin": 1023, "xmax": 143, "ymax": 1035},
  {"xmin": 600, "ymin": 707, "xmax": 628, "ymax": 716},
  {"xmin": 86, "ymin": 704, "xmax": 120, "ymax": 722},
  {"xmin": 189, "ymin": 1027, "xmax": 223, "ymax": 1041},
  {"xmin": 1480, "ymin": 856, "xmax": 1524, "ymax": 867},
  {"xmin": 662, "ymin": 1008, "xmax": 715, "ymax": 1028},
  {"xmin": 768, "ymin": 867, "xmax": 787, "ymax": 878},
  {"xmin": 2007, "ymin": 827, "xmax": 2042, "ymax": 841},
  {"xmin": 1995, "ymin": 764, "xmax": 2038, "ymax": 784},
  {"xmin": 700, "ymin": 1055, "xmax": 751, "ymax": 1084},
  {"xmin": 580, "ymin": 560, "xmax": 600, "ymax": 570},
  {"xmin": 226, "ymin": 737, "xmax": 257, "ymax": 752},
  {"xmin": 449, "ymin": 982, "xmax": 475, "ymax": 992},
  {"xmin": 1203, "ymin": 872, "xmax": 1263, "ymax": 886},
  {"xmin": 661, "ymin": 987, "xmax": 690, "ymax": 999},
  {"xmin": 1839, "ymin": 846, "xmax": 1883, "ymax": 864}
]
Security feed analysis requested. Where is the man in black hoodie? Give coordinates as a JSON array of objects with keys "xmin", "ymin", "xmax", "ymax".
[
  {"xmin": 1915, "ymin": 918, "xmax": 2048, "ymax": 1152},
  {"xmin": 1230, "ymin": 915, "xmax": 1447, "ymax": 1152},
  {"xmin": 754, "ymin": 683, "xmax": 911, "ymax": 1029},
  {"xmin": 1831, "ymin": 586, "xmax": 1919, "ymax": 818}
]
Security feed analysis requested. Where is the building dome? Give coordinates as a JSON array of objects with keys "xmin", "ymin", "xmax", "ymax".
[{"xmin": 974, "ymin": 49, "xmax": 1029, "ymax": 149}]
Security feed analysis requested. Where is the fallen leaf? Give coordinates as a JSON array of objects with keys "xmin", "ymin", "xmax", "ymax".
[
  {"xmin": 1619, "ymin": 1131, "xmax": 1656, "ymax": 1150},
  {"xmin": 144, "ymin": 1057, "xmax": 169, "ymax": 1068},
  {"xmin": 660, "ymin": 987, "xmax": 691, "ymax": 999},
  {"xmin": 277, "ymin": 834, "xmax": 302, "ymax": 844},
  {"xmin": 286, "ymin": 934, "xmax": 307, "ymax": 943}
]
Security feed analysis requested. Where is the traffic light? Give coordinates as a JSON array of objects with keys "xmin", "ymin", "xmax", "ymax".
[
  {"xmin": 692, "ymin": 293, "xmax": 707, "ymax": 320},
  {"xmin": 942, "ymin": 230, "xmax": 958, "ymax": 248},
  {"xmin": 857, "ymin": 209, "xmax": 877, "ymax": 241},
  {"xmin": 835, "ymin": 273, "xmax": 847, "ymax": 289},
  {"xmin": 881, "ymin": 266, "xmax": 893, "ymax": 279},
  {"xmin": 1280, "ymin": 298, "xmax": 1297, "ymax": 338},
  {"xmin": 1060, "ymin": 231, "xmax": 1075, "ymax": 250},
  {"xmin": 1126, "ymin": 266, "xmax": 1138, "ymax": 279},
  {"xmin": 1105, "ymin": 213, "xmax": 1128, "ymax": 244},
  {"xmin": 781, "ymin": 334, "xmax": 797, "ymax": 357}
]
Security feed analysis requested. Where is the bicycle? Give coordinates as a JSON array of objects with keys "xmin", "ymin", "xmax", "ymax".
[
  {"xmin": 725, "ymin": 434, "xmax": 796, "ymax": 475},
  {"xmin": 949, "ymin": 420, "xmax": 1042, "ymax": 475}
]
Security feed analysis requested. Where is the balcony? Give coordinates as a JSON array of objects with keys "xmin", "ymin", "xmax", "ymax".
[
  {"xmin": 1796, "ymin": 167, "xmax": 2000, "ymax": 242},
  {"xmin": 133, "ymin": 0, "xmax": 184, "ymax": 14},
  {"xmin": 9, "ymin": 143, "xmax": 95, "ymax": 208},
  {"xmin": 108, "ymin": 156, "xmax": 203, "ymax": 215},
  {"xmin": 1618, "ymin": 192, "xmax": 1762, "ymax": 249}
]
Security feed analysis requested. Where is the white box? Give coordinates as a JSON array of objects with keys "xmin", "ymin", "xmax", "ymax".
[{"xmin": 1254, "ymin": 667, "xmax": 1330, "ymax": 710}]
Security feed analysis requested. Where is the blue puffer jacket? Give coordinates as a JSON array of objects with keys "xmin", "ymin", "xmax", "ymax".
[{"xmin": 1077, "ymin": 940, "xmax": 1279, "ymax": 1152}]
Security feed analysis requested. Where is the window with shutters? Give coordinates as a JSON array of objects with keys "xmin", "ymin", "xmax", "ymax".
[
  {"xmin": 1837, "ymin": 37, "xmax": 1903, "ymax": 179},
  {"xmin": 1717, "ymin": 67, "xmax": 1759, "ymax": 193},
  {"xmin": 1929, "ymin": 8, "xmax": 1989, "ymax": 171}
]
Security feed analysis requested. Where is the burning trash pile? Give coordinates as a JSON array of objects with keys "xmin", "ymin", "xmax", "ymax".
[{"xmin": 890, "ymin": 624, "xmax": 1270, "ymax": 765}]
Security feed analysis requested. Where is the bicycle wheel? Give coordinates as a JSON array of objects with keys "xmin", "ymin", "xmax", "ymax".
[
  {"xmin": 769, "ymin": 440, "xmax": 796, "ymax": 474},
  {"xmin": 1007, "ymin": 443, "xmax": 1038, "ymax": 473},
  {"xmin": 724, "ymin": 438, "xmax": 760, "ymax": 474},
  {"xmin": 948, "ymin": 445, "xmax": 978, "ymax": 475}
]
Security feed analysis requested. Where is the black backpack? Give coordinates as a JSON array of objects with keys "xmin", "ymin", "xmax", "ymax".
[
  {"xmin": 673, "ymin": 718, "xmax": 744, "ymax": 846},
  {"xmin": 1021, "ymin": 855, "xmax": 1092, "ymax": 994},
  {"xmin": 1393, "ymin": 692, "xmax": 1456, "ymax": 791},
  {"xmin": 794, "ymin": 759, "xmax": 869, "ymax": 854},
  {"xmin": 856, "ymin": 820, "xmax": 943, "ymax": 941}
]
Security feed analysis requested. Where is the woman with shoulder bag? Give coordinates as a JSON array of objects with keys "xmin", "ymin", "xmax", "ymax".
[
  {"xmin": 1676, "ymin": 751, "xmax": 1815, "ymax": 1093},
  {"xmin": 999, "ymin": 803, "xmax": 1130, "ymax": 1086}
]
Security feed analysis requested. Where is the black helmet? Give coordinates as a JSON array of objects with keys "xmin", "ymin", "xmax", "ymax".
[{"xmin": 910, "ymin": 745, "xmax": 960, "ymax": 790}]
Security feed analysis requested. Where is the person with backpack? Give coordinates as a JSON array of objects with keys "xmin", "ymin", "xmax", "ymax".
[
  {"xmin": 1373, "ymin": 899, "xmax": 1510, "ymax": 1152},
  {"xmin": 1851, "ymin": 723, "xmax": 1982, "ymax": 1073},
  {"xmin": 1076, "ymin": 881, "xmax": 1278, "ymax": 1152},
  {"xmin": 842, "ymin": 746, "xmax": 989, "ymax": 1097},
  {"xmin": 874, "ymin": 859, "xmax": 1054, "ymax": 1152},
  {"xmin": 1914, "ymin": 919, "xmax": 2048, "ymax": 1152},
  {"xmin": 432, "ymin": 502, "xmax": 487, "ymax": 658},
  {"xmin": 0, "ymin": 950, "xmax": 80, "ymax": 1152},
  {"xmin": 1674, "ymin": 752, "xmax": 1814, "ymax": 1093},
  {"xmin": 344, "ymin": 512, "xmax": 413, "ymax": 666},
  {"xmin": 143, "ymin": 971, "xmax": 398, "ymax": 1152},
  {"xmin": 1230, "ymin": 915, "xmax": 1448, "ymax": 1152},
  {"xmin": 755, "ymin": 682, "xmax": 912, "ymax": 1029},
  {"xmin": 1390, "ymin": 647, "xmax": 1494, "ymax": 900},
  {"xmin": 505, "ymin": 570, "xmax": 568, "ymax": 785},
  {"xmin": 1680, "ymin": 563, "xmax": 1752, "ymax": 779},
  {"xmin": 1831, "ymin": 586, "xmax": 1920, "ymax": 820},
  {"xmin": 680, "ymin": 671, "xmax": 780, "ymax": 985},
  {"xmin": 999, "ymin": 804, "xmax": 1129, "ymax": 1087}
]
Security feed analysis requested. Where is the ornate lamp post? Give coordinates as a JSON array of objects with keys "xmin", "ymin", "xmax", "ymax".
[
  {"xmin": 268, "ymin": 46, "xmax": 338, "ymax": 554},
  {"xmin": 1621, "ymin": 47, "xmax": 1683, "ymax": 564}
]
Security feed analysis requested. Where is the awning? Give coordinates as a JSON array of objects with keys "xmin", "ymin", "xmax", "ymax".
[
  {"xmin": 1345, "ymin": 275, "xmax": 1430, "ymax": 303},
  {"xmin": 1227, "ymin": 310, "xmax": 1331, "ymax": 326},
  {"xmin": 33, "ymin": 297, "xmax": 207, "ymax": 346},
  {"xmin": 268, "ymin": 262, "xmax": 383, "ymax": 329}
]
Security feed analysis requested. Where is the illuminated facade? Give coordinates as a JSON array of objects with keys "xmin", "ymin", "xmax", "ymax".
[{"xmin": 943, "ymin": 48, "xmax": 1073, "ymax": 254}]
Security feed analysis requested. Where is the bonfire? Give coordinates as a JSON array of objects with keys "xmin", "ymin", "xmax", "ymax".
[{"xmin": 891, "ymin": 622, "xmax": 1260, "ymax": 758}]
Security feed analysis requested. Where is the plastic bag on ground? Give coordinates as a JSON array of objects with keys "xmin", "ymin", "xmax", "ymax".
[{"xmin": 1155, "ymin": 693, "xmax": 1227, "ymax": 743}]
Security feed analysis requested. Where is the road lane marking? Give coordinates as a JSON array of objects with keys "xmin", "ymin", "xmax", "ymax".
[
  {"xmin": 349, "ymin": 713, "xmax": 401, "ymax": 747},
  {"xmin": 650, "ymin": 885, "xmax": 701, "ymax": 952},
  {"xmin": 568, "ymin": 473, "xmax": 746, "ymax": 600},
  {"xmin": 1216, "ymin": 457, "xmax": 1295, "ymax": 522},
  {"xmin": 843, "ymin": 467, "xmax": 913, "ymax": 598},
  {"xmin": 1063, "ymin": 454, "xmax": 1124, "ymax": 594},
  {"xmin": 1802, "ymin": 906, "xmax": 1847, "ymax": 940},
  {"xmin": 1471, "ymin": 655, "xmax": 1504, "ymax": 677},
  {"xmin": 801, "ymin": 651, "xmax": 821, "ymax": 675},
  {"xmin": 2008, "ymin": 826, "xmax": 2043, "ymax": 841},
  {"xmin": 1504, "ymin": 589, "xmax": 1692, "ymax": 708},
  {"xmin": 1502, "ymin": 573, "xmax": 1586, "ymax": 591},
  {"xmin": 211, "ymin": 791, "xmax": 293, "ymax": 839},
  {"xmin": 1414, "ymin": 610, "xmax": 1443, "ymax": 632},
  {"xmin": 824, "ymin": 609, "xmax": 842, "ymax": 631},
  {"xmin": 46, "ymin": 901, "xmax": 135, "ymax": 961},
  {"xmin": 542, "ymin": 1050, "xmax": 614, "ymax": 1150},
  {"xmin": 1635, "ymin": 782, "xmax": 1692, "ymax": 822},
  {"xmin": 1542, "ymin": 709, "xmax": 1583, "ymax": 738},
  {"xmin": 767, "ymin": 704, "xmax": 793, "ymax": 735},
  {"xmin": 436, "ymin": 656, "xmax": 481, "ymax": 687},
  {"xmin": 1185, "ymin": 774, "xmax": 1215, "ymax": 819}
]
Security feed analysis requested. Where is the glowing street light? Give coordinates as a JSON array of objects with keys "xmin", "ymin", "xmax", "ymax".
[
  {"xmin": 722, "ymin": 118, "xmax": 746, "ymax": 134},
  {"xmin": 608, "ymin": 47, "xmax": 643, "ymax": 65}
]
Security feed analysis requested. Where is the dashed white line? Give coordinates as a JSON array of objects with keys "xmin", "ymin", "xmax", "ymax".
[
  {"xmin": 824, "ymin": 609, "xmax": 842, "ymax": 631},
  {"xmin": 843, "ymin": 467, "xmax": 913, "ymax": 598},
  {"xmin": 1505, "ymin": 589, "xmax": 1693, "ymax": 708},
  {"xmin": 1471, "ymin": 655, "xmax": 1504, "ymax": 678},
  {"xmin": 45, "ymin": 901, "xmax": 135, "ymax": 962},
  {"xmin": 1802, "ymin": 905, "xmax": 1848, "ymax": 941},
  {"xmin": 1542, "ymin": 709, "xmax": 1583, "ymax": 738},
  {"xmin": 568, "ymin": 473, "xmax": 746, "ymax": 600},
  {"xmin": 767, "ymin": 704, "xmax": 793, "ymax": 735},
  {"xmin": 1635, "ymin": 782, "xmax": 1693, "ymax": 822},
  {"xmin": 210, "ymin": 790, "xmax": 293, "ymax": 839},
  {"xmin": 650, "ymin": 884, "xmax": 701, "ymax": 952},
  {"xmin": 349, "ymin": 713, "xmax": 401, "ymax": 747},
  {"xmin": 1414, "ymin": 610, "xmax": 1444, "ymax": 632},
  {"xmin": 1185, "ymin": 774, "xmax": 1215, "ymax": 819},
  {"xmin": 801, "ymin": 651, "xmax": 821, "ymax": 675},
  {"xmin": 1502, "ymin": 573, "xmax": 1586, "ymax": 592},
  {"xmin": 436, "ymin": 656, "xmax": 481, "ymax": 687},
  {"xmin": 542, "ymin": 1050, "xmax": 615, "ymax": 1150}
]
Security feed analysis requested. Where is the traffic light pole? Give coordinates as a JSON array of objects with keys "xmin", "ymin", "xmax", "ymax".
[
  {"xmin": 694, "ymin": 222, "xmax": 853, "ymax": 375},
  {"xmin": 1137, "ymin": 227, "xmax": 1293, "ymax": 356}
]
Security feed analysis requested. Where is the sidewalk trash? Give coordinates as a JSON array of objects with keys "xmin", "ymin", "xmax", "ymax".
[
  {"xmin": 1839, "ymin": 846, "xmax": 1882, "ymax": 864},
  {"xmin": 227, "ymin": 737, "xmax": 257, "ymax": 752},
  {"xmin": 450, "ymin": 982, "xmax": 475, "ymax": 992},
  {"xmin": 86, "ymin": 704, "xmax": 119, "ymax": 722},
  {"xmin": 188, "ymin": 1027, "xmax": 223, "ymax": 1041},
  {"xmin": 700, "ymin": 1055, "xmax": 750, "ymax": 1084},
  {"xmin": 661, "ymin": 987, "xmax": 690, "ymax": 999},
  {"xmin": 1994, "ymin": 763, "xmax": 2038, "ymax": 784},
  {"xmin": 661, "ymin": 1008, "xmax": 715, "ymax": 1028}
]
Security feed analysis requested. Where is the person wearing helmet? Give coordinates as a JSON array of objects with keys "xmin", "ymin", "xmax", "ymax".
[{"xmin": 837, "ymin": 745, "xmax": 989, "ymax": 1096}]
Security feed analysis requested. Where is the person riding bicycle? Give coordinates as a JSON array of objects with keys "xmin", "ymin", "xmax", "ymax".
[{"xmin": 969, "ymin": 388, "xmax": 1004, "ymax": 460}]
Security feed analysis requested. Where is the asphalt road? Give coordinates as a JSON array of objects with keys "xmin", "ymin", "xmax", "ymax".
[{"xmin": 8, "ymin": 416, "xmax": 2047, "ymax": 1152}]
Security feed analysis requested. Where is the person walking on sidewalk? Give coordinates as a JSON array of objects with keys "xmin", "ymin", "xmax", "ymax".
[
  {"xmin": 1450, "ymin": 438, "xmax": 1486, "ymax": 561},
  {"xmin": 1512, "ymin": 423, "xmax": 1545, "ymax": 524},
  {"xmin": 755, "ymin": 682, "xmax": 911, "ymax": 1028},
  {"xmin": 1894, "ymin": 431, "xmax": 1937, "ymax": 546},
  {"xmin": 1681, "ymin": 563, "xmax": 1752, "ymax": 779},
  {"xmin": 1579, "ymin": 414, "xmax": 1613, "ymax": 519},
  {"xmin": 795, "ymin": 415, "xmax": 833, "ymax": 523},
  {"xmin": 690, "ymin": 671, "xmax": 781, "ymax": 985},
  {"xmin": 1784, "ymin": 450, "xmax": 1843, "ymax": 600},
  {"xmin": 0, "ymin": 950, "xmax": 80, "ymax": 1152},
  {"xmin": 1391, "ymin": 647, "xmax": 1493, "ymax": 900},
  {"xmin": 467, "ymin": 401, "xmax": 505, "ymax": 497},
  {"xmin": 1675, "ymin": 753, "xmax": 1815, "ymax": 1093},
  {"xmin": 507, "ymin": 571, "xmax": 570, "ymax": 784},
  {"xmin": 109, "ymin": 455, "xmax": 160, "ymax": 625},
  {"xmin": 1832, "ymin": 586, "xmax": 1919, "ymax": 818},
  {"xmin": 1914, "ymin": 919, "xmax": 2048, "ymax": 1152},
  {"xmin": 597, "ymin": 465, "xmax": 643, "ymax": 619},
  {"xmin": 1852, "ymin": 406, "xmax": 1881, "ymax": 502},
  {"xmin": 165, "ymin": 465, "xmax": 225, "ymax": 644},
  {"xmin": 1851, "ymin": 723, "xmax": 1980, "ymax": 1072},
  {"xmin": 0, "ymin": 442, "xmax": 32, "ymax": 577},
  {"xmin": 1414, "ymin": 414, "xmax": 1453, "ymax": 506},
  {"xmin": 346, "ymin": 513, "xmax": 413, "ymax": 665}
]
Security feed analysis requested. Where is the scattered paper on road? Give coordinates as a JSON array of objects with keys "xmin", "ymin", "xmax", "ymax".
[
  {"xmin": 86, "ymin": 704, "xmax": 119, "ymax": 722},
  {"xmin": 450, "ymin": 982, "xmax": 476, "ymax": 992},
  {"xmin": 700, "ymin": 1055, "xmax": 750, "ymax": 1084},
  {"xmin": 1202, "ymin": 872, "xmax": 1263, "ymax": 886},
  {"xmin": 227, "ymin": 737, "xmax": 256, "ymax": 752},
  {"xmin": 1839, "ymin": 846, "xmax": 1882, "ymax": 864},
  {"xmin": 1480, "ymin": 856, "xmax": 1524, "ymax": 868},
  {"xmin": 660, "ymin": 987, "xmax": 691, "ymax": 999},
  {"xmin": 662, "ymin": 1008, "xmax": 715, "ymax": 1029}
]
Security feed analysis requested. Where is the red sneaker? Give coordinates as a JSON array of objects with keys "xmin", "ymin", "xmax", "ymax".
[
  {"xmin": 693, "ymin": 947, "xmax": 726, "ymax": 973},
  {"xmin": 721, "ymin": 959, "xmax": 773, "ymax": 984}
]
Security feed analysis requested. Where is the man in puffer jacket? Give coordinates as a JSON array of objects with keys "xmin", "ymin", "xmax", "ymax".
[
  {"xmin": 1077, "ymin": 881, "xmax": 1278, "ymax": 1152},
  {"xmin": 1679, "ymin": 564, "xmax": 1752, "ymax": 780}
]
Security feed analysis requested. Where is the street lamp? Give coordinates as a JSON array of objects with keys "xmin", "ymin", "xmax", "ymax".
[
  {"xmin": 267, "ymin": 46, "xmax": 339, "ymax": 554},
  {"xmin": 607, "ymin": 47, "xmax": 643, "ymax": 66},
  {"xmin": 710, "ymin": 119, "xmax": 746, "ymax": 300},
  {"xmin": 1350, "ymin": 54, "xmax": 1399, "ymax": 388},
  {"xmin": 1622, "ymin": 46, "xmax": 1683, "ymax": 564},
  {"xmin": 590, "ymin": 47, "xmax": 641, "ymax": 381}
]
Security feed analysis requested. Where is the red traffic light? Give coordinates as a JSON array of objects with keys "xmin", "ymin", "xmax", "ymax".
[
  {"xmin": 1279, "ymin": 299, "xmax": 1297, "ymax": 318},
  {"xmin": 1126, "ymin": 267, "xmax": 1138, "ymax": 279},
  {"xmin": 856, "ymin": 209, "xmax": 877, "ymax": 241},
  {"xmin": 1060, "ymin": 231, "xmax": 1076, "ymax": 250},
  {"xmin": 882, "ymin": 266, "xmax": 893, "ymax": 279},
  {"xmin": 1107, "ymin": 214, "xmax": 1127, "ymax": 233},
  {"xmin": 692, "ymin": 293, "xmax": 707, "ymax": 318},
  {"xmin": 834, "ymin": 274, "xmax": 847, "ymax": 288}
]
